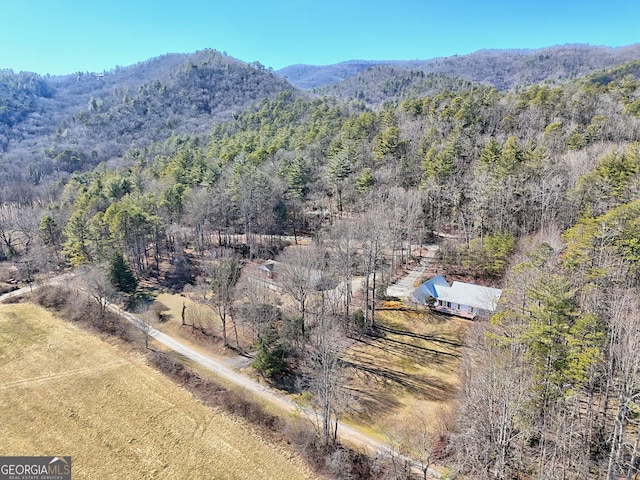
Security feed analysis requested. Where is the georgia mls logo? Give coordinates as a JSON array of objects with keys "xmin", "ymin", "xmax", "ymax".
[{"xmin": 0, "ymin": 456, "xmax": 72, "ymax": 480}]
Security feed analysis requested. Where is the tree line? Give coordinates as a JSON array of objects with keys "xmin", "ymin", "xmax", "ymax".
[{"xmin": 0, "ymin": 57, "xmax": 639, "ymax": 478}]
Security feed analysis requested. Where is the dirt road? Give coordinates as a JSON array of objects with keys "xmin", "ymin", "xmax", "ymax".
[
  {"xmin": 385, "ymin": 245, "xmax": 438, "ymax": 299},
  {"xmin": 1, "ymin": 272, "xmax": 438, "ymax": 477},
  {"xmin": 118, "ymin": 305, "xmax": 398, "ymax": 456},
  {"xmin": 0, "ymin": 272, "xmax": 77, "ymax": 302}
]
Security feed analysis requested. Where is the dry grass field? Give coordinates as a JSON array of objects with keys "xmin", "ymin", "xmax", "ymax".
[
  {"xmin": 342, "ymin": 302, "xmax": 467, "ymax": 440},
  {"xmin": 144, "ymin": 290, "xmax": 467, "ymax": 443},
  {"xmin": 144, "ymin": 293, "xmax": 255, "ymax": 372},
  {"xmin": 0, "ymin": 303, "xmax": 318, "ymax": 480},
  {"xmin": 147, "ymin": 292, "xmax": 231, "ymax": 354}
]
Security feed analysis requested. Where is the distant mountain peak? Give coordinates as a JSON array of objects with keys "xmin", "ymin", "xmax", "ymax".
[{"xmin": 279, "ymin": 43, "xmax": 640, "ymax": 91}]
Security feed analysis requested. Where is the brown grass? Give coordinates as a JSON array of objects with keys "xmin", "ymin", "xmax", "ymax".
[
  {"xmin": 0, "ymin": 303, "xmax": 318, "ymax": 480},
  {"xmin": 144, "ymin": 288, "xmax": 467, "ymax": 448},
  {"xmin": 342, "ymin": 302, "xmax": 467, "ymax": 439},
  {"xmin": 143, "ymin": 292, "xmax": 251, "ymax": 360}
]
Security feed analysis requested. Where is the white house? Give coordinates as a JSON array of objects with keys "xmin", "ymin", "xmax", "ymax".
[{"xmin": 412, "ymin": 276, "xmax": 502, "ymax": 319}]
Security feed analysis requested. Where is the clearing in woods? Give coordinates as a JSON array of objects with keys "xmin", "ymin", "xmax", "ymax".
[
  {"xmin": 342, "ymin": 301, "xmax": 466, "ymax": 441},
  {"xmin": 148, "ymin": 289, "xmax": 465, "ymax": 445},
  {"xmin": 0, "ymin": 303, "xmax": 317, "ymax": 480}
]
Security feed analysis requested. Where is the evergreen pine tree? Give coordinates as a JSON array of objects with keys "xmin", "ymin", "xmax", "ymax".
[{"xmin": 109, "ymin": 252, "xmax": 138, "ymax": 294}]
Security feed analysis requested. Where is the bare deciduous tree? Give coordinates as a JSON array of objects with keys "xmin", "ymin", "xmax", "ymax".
[
  {"xmin": 237, "ymin": 275, "xmax": 282, "ymax": 342},
  {"xmin": 208, "ymin": 254, "xmax": 242, "ymax": 348},
  {"xmin": 303, "ymin": 291, "xmax": 350, "ymax": 445},
  {"xmin": 139, "ymin": 309, "xmax": 154, "ymax": 350},
  {"xmin": 183, "ymin": 187, "xmax": 213, "ymax": 256},
  {"xmin": 324, "ymin": 219, "xmax": 357, "ymax": 321},
  {"xmin": 451, "ymin": 322, "xmax": 531, "ymax": 480},
  {"xmin": 355, "ymin": 208, "xmax": 387, "ymax": 329},
  {"xmin": 80, "ymin": 265, "xmax": 118, "ymax": 325},
  {"xmin": 405, "ymin": 404, "xmax": 441, "ymax": 480},
  {"xmin": 604, "ymin": 288, "xmax": 640, "ymax": 480},
  {"xmin": 277, "ymin": 246, "xmax": 319, "ymax": 338}
]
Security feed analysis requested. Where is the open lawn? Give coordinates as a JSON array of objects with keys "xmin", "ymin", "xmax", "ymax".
[
  {"xmin": 342, "ymin": 302, "xmax": 467, "ymax": 440},
  {"xmin": 142, "ymin": 290, "xmax": 467, "ymax": 445},
  {"xmin": 146, "ymin": 292, "xmax": 231, "ymax": 354},
  {"xmin": 0, "ymin": 303, "xmax": 317, "ymax": 480}
]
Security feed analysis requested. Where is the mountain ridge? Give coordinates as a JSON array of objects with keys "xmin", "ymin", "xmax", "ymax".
[
  {"xmin": 0, "ymin": 49, "xmax": 298, "ymax": 183},
  {"xmin": 1, "ymin": 43, "xmax": 640, "ymax": 186},
  {"xmin": 277, "ymin": 43, "xmax": 640, "ymax": 90}
]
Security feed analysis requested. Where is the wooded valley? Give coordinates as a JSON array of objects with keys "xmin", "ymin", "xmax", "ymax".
[{"xmin": 1, "ymin": 45, "xmax": 640, "ymax": 479}]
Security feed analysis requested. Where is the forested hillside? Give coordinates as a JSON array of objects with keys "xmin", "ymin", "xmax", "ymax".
[
  {"xmin": 0, "ymin": 49, "xmax": 294, "ymax": 190},
  {"xmin": 282, "ymin": 44, "xmax": 640, "ymax": 90},
  {"xmin": 1, "ymin": 45, "xmax": 640, "ymax": 479}
]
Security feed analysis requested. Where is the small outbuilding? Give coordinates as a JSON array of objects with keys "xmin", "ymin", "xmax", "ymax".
[
  {"xmin": 412, "ymin": 276, "xmax": 502, "ymax": 319},
  {"xmin": 258, "ymin": 259, "xmax": 279, "ymax": 279}
]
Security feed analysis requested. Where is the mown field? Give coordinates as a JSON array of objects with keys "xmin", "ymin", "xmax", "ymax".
[
  {"xmin": 0, "ymin": 303, "xmax": 317, "ymax": 480},
  {"xmin": 146, "ymin": 289, "xmax": 466, "ymax": 444},
  {"xmin": 342, "ymin": 302, "xmax": 467, "ymax": 440}
]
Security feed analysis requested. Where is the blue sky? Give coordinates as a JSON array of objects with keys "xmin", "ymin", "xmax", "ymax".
[{"xmin": 1, "ymin": 0, "xmax": 639, "ymax": 75}]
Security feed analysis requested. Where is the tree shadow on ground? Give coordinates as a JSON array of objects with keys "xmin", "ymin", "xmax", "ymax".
[
  {"xmin": 348, "ymin": 334, "xmax": 459, "ymax": 369},
  {"xmin": 376, "ymin": 324, "xmax": 462, "ymax": 348},
  {"xmin": 344, "ymin": 384, "xmax": 402, "ymax": 422},
  {"xmin": 342, "ymin": 357, "xmax": 456, "ymax": 402}
]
